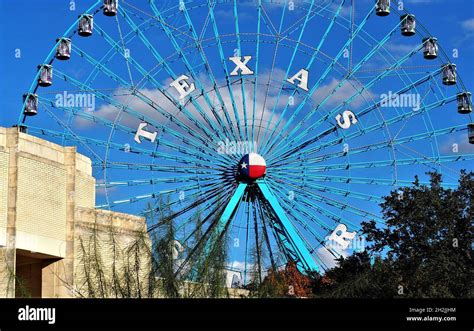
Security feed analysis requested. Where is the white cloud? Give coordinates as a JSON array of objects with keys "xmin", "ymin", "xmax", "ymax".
[
  {"xmin": 439, "ymin": 132, "xmax": 474, "ymax": 154},
  {"xmin": 315, "ymin": 244, "xmax": 350, "ymax": 270},
  {"xmin": 311, "ymin": 77, "xmax": 377, "ymax": 109},
  {"xmin": 461, "ymin": 18, "xmax": 474, "ymax": 31},
  {"xmin": 384, "ymin": 42, "xmax": 420, "ymax": 55},
  {"xmin": 80, "ymin": 70, "xmax": 291, "ymax": 150}
]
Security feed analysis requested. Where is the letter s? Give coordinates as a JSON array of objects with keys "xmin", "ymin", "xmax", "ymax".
[{"xmin": 336, "ymin": 110, "xmax": 358, "ymax": 130}]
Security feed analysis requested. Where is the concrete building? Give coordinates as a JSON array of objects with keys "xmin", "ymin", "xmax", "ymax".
[{"xmin": 0, "ymin": 126, "xmax": 149, "ymax": 298}]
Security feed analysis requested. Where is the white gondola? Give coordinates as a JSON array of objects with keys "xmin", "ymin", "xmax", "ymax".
[
  {"xmin": 56, "ymin": 38, "xmax": 72, "ymax": 60},
  {"xmin": 468, "ymin": 124, "xmax": 474, "ymax": 144},
  {"xmin": 78, "ymin": 14, "xmax": 94, "ymax": 37},
  {"xmin": 457, "ymin": 92, "xmax": 472, "ymax": 114},
  {"xmin": 103, "ymin": 0, "xmax": 118, "ymax": 16},
  {"xmin": 422, "ymin": 37, "xmax": 438, "ymax": 59},
  {"xmin": 23, "ymin": 94, "xmax": 38, "ymax": 116},
  {"xmin": 441, "ymin": 64, "xmax": 456, "ymax": 86},
  {"xmin": 37, "ymin": 64, "xmax": 53, "ymax": 87},
  {"xmin": 400, "ymin": 14, "xmax": 416, "ymax": 36},
  {"xmin": 375, "ymin": 0, "xmax": 390, "ymax": 16}
]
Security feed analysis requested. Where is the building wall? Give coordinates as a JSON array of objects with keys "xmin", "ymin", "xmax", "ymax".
[
  {"xmin": 16, "ymin": 156, "xmax": 67, "ymax": 255},
  {"xmin": 0, "ymin": 148, "xmax": 8, "ymax": 247},
  {"xmin": 0, "ymin": 126, "xmax": 149, "ymax": 298},
  {"xmin": 0, "ymin": 127, "xmax": 97, "ymax": 259}
]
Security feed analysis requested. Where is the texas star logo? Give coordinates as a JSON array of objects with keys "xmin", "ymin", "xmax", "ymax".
[{"xmin": 239, "ymin": 153, "xmax": 267, "ymax": 180}]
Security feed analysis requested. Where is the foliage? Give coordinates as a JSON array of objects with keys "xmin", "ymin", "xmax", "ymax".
[
  {"xmin": 247, "ymin": 261, "xmax": 313, "ymax": 298},
  {"xmin": 185, "ymin": 204, "xmax": 229, "ymax": 298},
  {"xmin": 150, "ymin": 198, "xmax": 181, "ymax": 298},
  {"xmin": 311, "ymin": 171, "xmax": 474, "ymax": 298}
]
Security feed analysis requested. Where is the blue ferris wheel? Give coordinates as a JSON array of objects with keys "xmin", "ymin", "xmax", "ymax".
[{"xmin": 19, "ymin": 0, "xmax": 474, "ymax": 282}]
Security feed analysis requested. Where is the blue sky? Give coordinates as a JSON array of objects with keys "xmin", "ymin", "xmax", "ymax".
[
  {"xmin": 1, "ymin": 0, "xmax": 474, "ymax": 125},
  {"xmin": 1, "ymin": 0, "xmax": 473, "ymax": 274}
]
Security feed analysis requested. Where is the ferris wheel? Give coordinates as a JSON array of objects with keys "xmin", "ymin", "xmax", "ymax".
[{"xmin": 19, "ymin": 0, "xmax": 474, "ymax": 283}]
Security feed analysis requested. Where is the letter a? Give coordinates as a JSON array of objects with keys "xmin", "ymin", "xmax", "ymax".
[
  {"xmin": 286, "ymin": 69, "xmax": 309, "ymax": 91},
  {"xmin": 18, "ymin": 308, "xmax": 26, "ymax": 321}
]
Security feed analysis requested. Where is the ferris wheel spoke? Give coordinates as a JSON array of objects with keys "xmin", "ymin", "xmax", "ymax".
[
  {"xmin": 263, "ymin": 4, "xmax": 459, "ymax": 157},
  {"xmin": 271, "ymin": 172, "xmax": 383, "ymax": 204},
  {"xmin": 28, "ymin": 110, "xmax": 103, "ymax": 163},
  {"xmin": 52, "ymin": 69, "xmax": 231, "ymax": 163},
  {"xmin": 258, "ymin": 200, "xmax": 279, "ymax": 271},
  {"xmin": 250, "ymin": 1, "xmax": 263, "ymax": 145},
  {"xmin": 121, "ymin": 1, "xmax": 195, "ymax": 42},
  {"xmin": 93, "ymin": 161, "xmax": 223, "ymax": 174},
  {"xmin": 279, "ymin": 0, "xmax": 334, "ymax": 38},
  {"xmin": 252, "ymin": 196, "xmax": 264, "ymax": 282},
  {"xmin": 291, "ymin": 174, "xmax": 459, "ymax": 188},
  {"xmin": 269, "ymin": 185, "xmax": 331, "ymax": 238},
  {"xmin": 148, "ymin": 184, "xmax": 231, "ymax": 234},
  {"xmin": 162, "ymin": 183, "xmax": 233, "ymax": 231},
  {"xmin": 99, "ymin": 178, "xmax": 225, "ymax": 210},
  {"xmin": 70, "ymin": 42, "xmax": 231, "ymax": 158},
  {"xmin": 201, "ymin": 0, "xmax": 245, "ymax": 140},
  {"xmin": 393, "ymin": 143, "xmax": 465, "ymax": 178},
  {"xmin": 260, "ymin": 5, "xmax": 377, "ymax": 153},
  {"xmin": 114, "ymin": 6, "xmax": 238, "ymax": 149},
  {"xmin": 178, "ymin": 4, "xmax": 243, "ymax": 142},
  {"xmin": 101, "ymin": 182, "xmax": 224, "ymax": 213},
  {"xmin": 148, "ymin": 1, "xmax": 239, "ymax": 143},
  {"xmin": 96, "ymin": 184, "xmax": 224, "ymax": 209},
  {"xmin": 270, "ymin": 41, "xmax": 425, "ymax": 154},
  {"xmin": 268, "ymin": 87, "xmax": 456, "ymax": 165},
  {"xmin": 113, "ymin": 12, "xmax": 135, "ymax": 85},
  {"xmin": 276, "ymin": 124, "xmax": 467, "ymax": 169},
  {"xmin": 256, "ymin": 1, "xmax": 287, "ymax": 144},
  {"xmin": 258, "ymin": 0, "xmax": 321, "ymax": 146},
  {"xmin": 268, "ymin": 63, "xmax": 439, "ymax": 160},
  {"xmin": 259, "ymin": 0, "xmax": 343, "ymax": 150},
  {"xmin": 36, "ymin": 95, "xmax": 231, "ymax": 167},
  {"xmin": 261, "ymin": 199, "xmax": 294, "ymax": 270},
  {"xmin": 270, "ymin": 178, "xmax": 363, "ymax": 238},
  {"xmin": 233, "ymin": 0, "xmax": 251, "ymax": 142},
  {"xmin": 178, "ymin": 183, "xmax": 248, "ymax": 279},
  {"xmin": 277, "ymin": 154, "xmax": 474, "ymax": 174},
  {"xmin": 271, "ymin": 106, "xmax": 460, "ymax": 172},
  {"xmin": 269, "ymin": 177, "xmax": 384, "ymax": 222},
  {"xmin": 18, "ymin": 1, "xmax": 473, "ymax": 283},
  {"xmin": 98, "ymin": 174, "xmax": 226, "ymax": 189}
]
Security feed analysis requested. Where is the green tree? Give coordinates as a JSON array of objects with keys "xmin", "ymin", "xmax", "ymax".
[
  {"xmin": 146, "ymin": 197, "xmax": 181, "ymax": 298},
  {"xmin": 311, "ymin": 171, "xmax": 473, "ymax": 298},
  {"xmin": 311, "ymin": 252, "xmax": 398, "ymax": 298}
]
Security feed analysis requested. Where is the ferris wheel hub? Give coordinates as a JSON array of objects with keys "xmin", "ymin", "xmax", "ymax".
[{"xmin": 238, "ymin": 153, "xmax": 267, "ymax": 180}]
